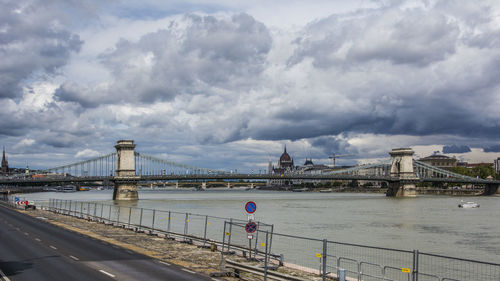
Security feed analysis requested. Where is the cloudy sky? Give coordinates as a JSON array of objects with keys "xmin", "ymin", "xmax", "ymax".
[{"xmin": 2, "ymin": 0, "xmax": 500, "ymax": 172}]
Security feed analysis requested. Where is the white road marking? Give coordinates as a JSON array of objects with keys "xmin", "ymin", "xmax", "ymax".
[
  {"xmin": 158, "ymin": 261, "xmax": 170, "ymax": 266},
  {"xmin": 99, "ymin": 270, "xmax": 116, "ymax": 278},
  {"xmin": 69, "ymin": 255, "xmax": 80, "ymax": 261},
  {"xmin": 24, "ymin": 232, "xmax": 29, "ymax": 236},
  {"xmin": 181, "ymin": 268, "xmax": 197, "ymax": 274},
  {"xmin": 0, "ymin": 269, "xmax": 11, "ymax": 281},
  {"xmin": 49, "ymin": 245, "xmax": 57, "ymax": 250},
  {"xmin": 35, "ymin": 238, "xmax": 41, "ymax": 242}
]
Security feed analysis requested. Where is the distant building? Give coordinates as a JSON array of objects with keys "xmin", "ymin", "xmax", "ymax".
[
  {"xmin": 418, "ymin": 154, "xmax": 457, "ymax": 170},
  {"xmin": 269, "ymin": 146, "xmax": 295, "ymax": 185},
  {"xmin": 1, "ymin": 147, "xmax": 8, "ymax": 174},
  {"xmin": 271, "ymin": 146, "xmax": 295, "ymax": 175},
  {"xmin": 495, "ymin": 158, "xmax": 500, "ymax": 174}
]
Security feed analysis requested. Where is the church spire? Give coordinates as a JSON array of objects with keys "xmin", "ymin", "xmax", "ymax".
[{"xmin": 1, "ymin": 147, "xmax": 8, "ymax": 174}]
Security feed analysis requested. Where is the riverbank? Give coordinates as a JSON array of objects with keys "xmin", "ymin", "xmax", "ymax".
[{"xmin": 9, "ymin": 204, "xmax": 327, "ymax": 281}]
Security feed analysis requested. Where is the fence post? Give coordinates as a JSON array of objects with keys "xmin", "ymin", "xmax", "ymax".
[
  {"xmin": 128, "ymin": 207, "xmax": 132, "ymax": 228},
  {"xmin": 108, "ymin": 205, "xmax": 112, "ymax": 222},
  {"xmin": 80, "ymin": 202, "xmax": 83, "ymax": 218},
  {"xmin": 167, "ymin": 211, "xmax": 171, "ymax": 232},
  {"xmin": 264, "ymin": 231, "xmax": 269, "ymax": 281},
  {"xmin": 100, "ymin": 203, "xmax": 104, "ymax": 220},
  {"xmin": 117, "ymin": 206, "xmax": 121, "ymax": 225},
  {"xmin": 219, "ymin": 221, "xmax": 227, "ymax": 271},
  {"xmin": 203, "ymin": 215, "xmax": 208, "ymax": 247},
  {"xmin": 93, "ymin": 203, "xmax": 97, "ymax": 219},
  {"xmin": 69, "ymin": 200, "xmax": 72, "ymax": 216},
  {"xmin": 269, "ymin": 224, "xmax": 274, "ymax": 255},
  {"xmin": 152, "ymin": 209, "xmax": 156, "ymax": 230},
  {"xmin": 322, "ymin": 239, "xmax": 327, "ymax": 281},
  {"xmin": 139, "ymin": 208, "xmax": 143, "ymax": 229},
  {"xmin": 184, "ymin": 213, "xmax": 189, "ymax": 237},
  {"xmin": 254, "ymin": 221, "xmax": 260, "ymax": 257},
  {"xmin": 87, "ymin": 202, "xmax": 90, "ymax": 218},
  {"xmin": 413, "ymin": 250, "xmax": 419, "ymax": 281},
  {"xmin": 227, "ymin": 218, "xmax": 233, "ymax": 253}
]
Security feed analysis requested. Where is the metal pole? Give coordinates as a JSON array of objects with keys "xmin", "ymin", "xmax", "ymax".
[
  {"xmin": 264, "ymin": 231, "xmax": 269, "ymax": 281},
  {"xmin": 227, "ymin": 218, "xmax": 233, "ymax": 253},
  {"xmin": 269, "ymin": 224, "xmax": 274, "ymax": 256},
  {"xmin": 254, "ymin": 221, "xmax": 260, "ymax": 257},
  {"xmin": 413, "ymin": 250, "xmax": 419, "ymax": 281},
  {"xmin": 128, "ymin": 207, "xmax": 132, "ymax": 228},
  {"xmin": 139, "ymin": 208, "xmax": 143, "ymax": 229},
  {"xmin": 203, "ymin": 215, "xmax": 208, "ymax": 247},
  {"xmin": 184, "ymin": 213, "xmax": 189, "ymax": 237},
  {"xmin": 322, "ymin": 239, "xmax": 327, "ymax": 281},
  {"xmin": 219, "ymin": 221, "xmax": 227, "ymax": 272},
  {"xmin": 69, "ymin": 200, "xmax": 72, "ymax": 216},
  {"xmin": 152, "ymin": 209, "xmax": 156, "ymax": 230},
  {"xmin": 108, "ymin": 204, "xmax": 112, "ymax": 222},
  {"xmin": 167, "ymin": 211, "xmax": 171, "ymax": 232},
  {"xmin": 100, "ymin": 203, "xmax": 104, "ymax": 220},
  {"xmin": 87, "ymin": 202, "xmax": 90, "ymax": 219},
  {"xmin": 93, "ymin": 203, "xmax": 97, "ymax": 219},
  {"xmin": 80, "ymin": 202, "xmax": 83, "ymax": 218},
  {"xmin": 117, "ymin": 206, "xmax": 121, "ymax": 225}
]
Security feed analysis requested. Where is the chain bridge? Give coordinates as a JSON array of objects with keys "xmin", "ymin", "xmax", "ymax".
[{"xmin": 1, "ymin": 141, "xmax": 499, "ymax": 199}]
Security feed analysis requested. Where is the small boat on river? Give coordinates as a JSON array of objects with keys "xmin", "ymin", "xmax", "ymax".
[{"xmin": 458, "ymin": 200, "xmax": 480, "ymax": 208}]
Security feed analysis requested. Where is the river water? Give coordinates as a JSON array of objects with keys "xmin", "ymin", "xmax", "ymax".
[{"xmin": 20, "ymin": 189, "xmax": 500, "ymax": 264}]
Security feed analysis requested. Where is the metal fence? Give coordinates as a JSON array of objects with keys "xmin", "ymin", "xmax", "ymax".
[
  {"xmin": 45, "ymin": 198, "xmax": 274, "ymax": 250},
  {"xmin": 222, "ymin": 220, "xmax": 500, "ymax": 281},
  {"xmin": 6, "ymin": 197, "xmax": 499, "ymax": 281}
]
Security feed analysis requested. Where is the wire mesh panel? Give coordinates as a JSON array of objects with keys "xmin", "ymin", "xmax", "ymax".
[
  {"xmin": 205, "ymin": 216, "xmax": 227, "ymax": 242},
  {"xmin": 129, "ymin": 207, "xmax": 142, "ymax": 227},
  {"xmin": 418, "ymin": 252, "xmax": 500, "ymax": 281},
  {"xmin": 271, "ymin": 232, "xmax": 324, "ymax": 274},
  {"xmin": 139, "ymin": 208, "xmax": 154, "ymax": 228},
  {"xmin": 327, "ymin": 240, "xmax": 413, "ymax": 281},
  {"xmin": 186, "ymin": 213, "xmax": 206, "ymax": 238},
  {"xmin": 168, "ymin": 211, "xmax": 187, "ymax": 234}
]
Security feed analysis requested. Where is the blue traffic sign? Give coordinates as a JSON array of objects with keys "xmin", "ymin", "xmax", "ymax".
[
  {"xmin": 245, "ymin": 201, "xmax": 257, "ymax": 214},
  {"xmin": 245, "ymin": 221, "xmax": 258, "ymax": 233}
]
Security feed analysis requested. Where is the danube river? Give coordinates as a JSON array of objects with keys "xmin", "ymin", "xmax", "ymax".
[{"xmin": 21, "ymin": 189, "xmax": 500, "ymax": 263}]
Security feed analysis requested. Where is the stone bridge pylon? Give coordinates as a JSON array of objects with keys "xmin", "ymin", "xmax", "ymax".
[
  {"xmin": 113, "ymin": 140, "xmax": 139, "ymax": 200},
  {"xmin": 386, "ymin": 148, "xmax": 418, "ymax": 197}
]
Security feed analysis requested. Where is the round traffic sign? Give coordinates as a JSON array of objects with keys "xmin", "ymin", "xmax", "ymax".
[
  {"xmin": 245, "ymin": 221, "xmax": 258, "ymax": 233},
  {"xmin": 245, "ymin": 201, "xmax": 257, "ymax": 214}
]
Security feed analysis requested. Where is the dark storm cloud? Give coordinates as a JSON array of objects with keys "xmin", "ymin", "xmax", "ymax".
[
  {"xmin": 483, "ymin": 145, "xmax": 500, "ymax": 153},
  {"xmin": 255, "ymin": 1, "xmax": 500, "ymax": 144},
  {"xmin": 443, "ymin": 145, "xmax": 471, "ymax": 154},
  {"xmin": 0, "ymin": 0, "xmax": 83, "ymax": 99},
  {"xmin": 310, "ymin": 136, "xmax": 351, "ymax": 155},
  {"xmin": 288, "ymin": 7, "xmax": 459, "ymax": 68},
  {"xmin": 56, "ymin": 13, "xmax": 272, "ymax": 107}
]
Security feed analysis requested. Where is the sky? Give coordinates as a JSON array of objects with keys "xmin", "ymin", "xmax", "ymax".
[{"xmin": 2, "ymin": 0, "xmax": 500, "ymax": 172}]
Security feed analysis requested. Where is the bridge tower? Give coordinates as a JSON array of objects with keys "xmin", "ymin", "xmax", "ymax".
[
  {"xmin": 113, "ymin": 140, "xmax": 139, "ymax": 200},
  {"xmin": 386, "ymin": 148, "xmax": 418, "ymax": 197}
]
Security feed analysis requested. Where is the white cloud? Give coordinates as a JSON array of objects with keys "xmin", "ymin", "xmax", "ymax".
[{"xmin": 75, "ymin": 149, "xmax": 101, "ymax": 159}]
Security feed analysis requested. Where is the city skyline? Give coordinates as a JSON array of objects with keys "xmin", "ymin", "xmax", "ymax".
[{"xmin": 2, "ymin": 0, "xmax": 500, "ymax": 171}]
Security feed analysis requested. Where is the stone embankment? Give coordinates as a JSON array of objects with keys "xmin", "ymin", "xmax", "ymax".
[{"xmin": 14, "ymin": 206, "xmax": 327, "ymax": 281}]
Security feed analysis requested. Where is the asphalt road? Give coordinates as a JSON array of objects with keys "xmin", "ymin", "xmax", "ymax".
[{"xmin": 0, "ymin": 204, "xmax": 215, "ymax": 281}]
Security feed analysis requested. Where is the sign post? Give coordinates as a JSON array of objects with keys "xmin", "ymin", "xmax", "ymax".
[{"xmin": 244, "ymin": 201, "xmax": 258, "ymax": 260}]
